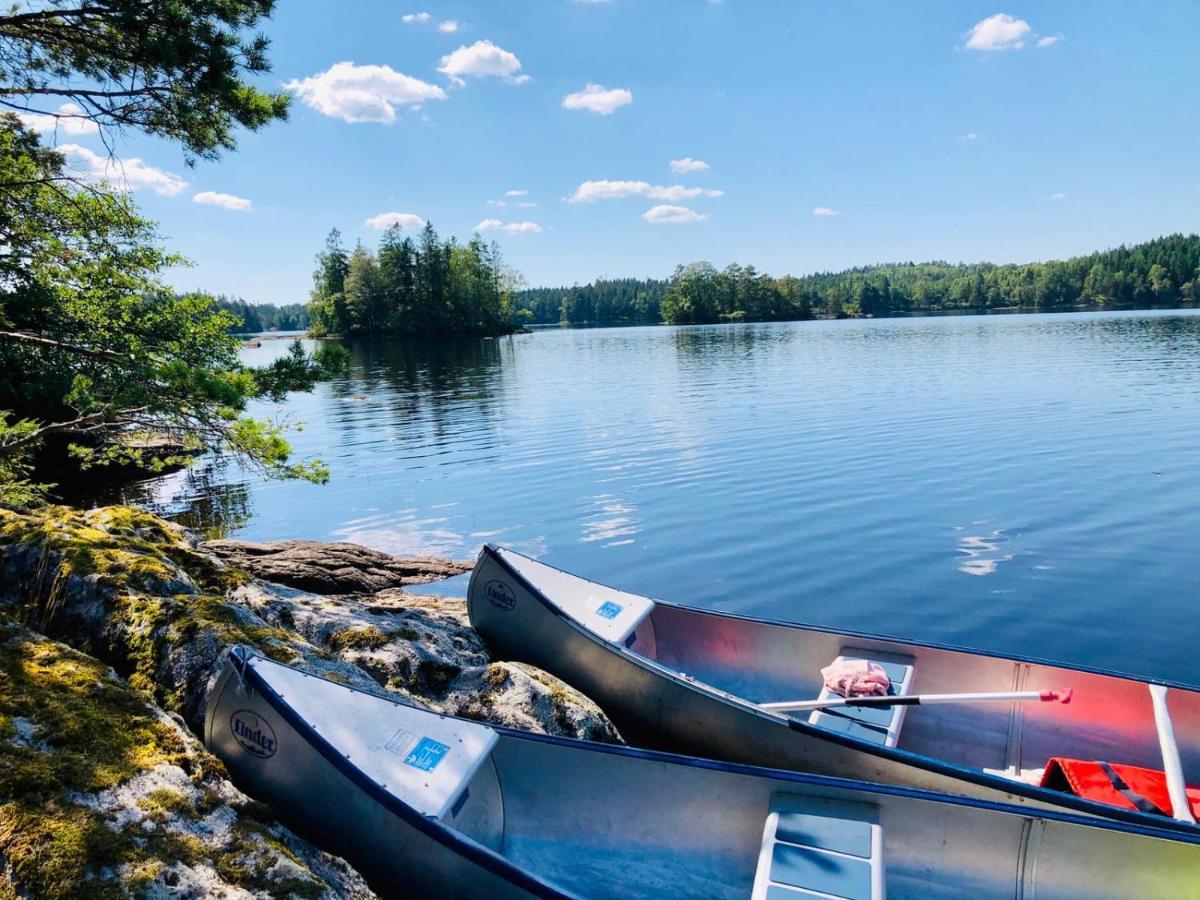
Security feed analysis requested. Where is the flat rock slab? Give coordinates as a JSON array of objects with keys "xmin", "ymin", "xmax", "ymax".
[{"xmin": 201, "ymin": 539, "xmax": 472, "ymax": 594}]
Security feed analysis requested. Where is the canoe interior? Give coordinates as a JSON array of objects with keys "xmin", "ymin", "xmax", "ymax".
[
  {"xmin": 208, "ymin": 653, "xmax": 1200, "ymax": 900},
  {"xmin": 646, "ymin": 600, "xmax": 1200, "ymax": 779},
  {"xmin": 487, "ymin": 546, "xmax": 1200, "ymax": 786}
]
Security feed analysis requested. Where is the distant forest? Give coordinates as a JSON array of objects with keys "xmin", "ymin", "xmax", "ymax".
[
  {"xmin": 221, "ymin": 233, "xmax": 1200, "ymax": 334},
  {"xmin": 213, "ymin": 296, "xmax": 310, "ymax": 333},
  {"xmin": 513, "ymin": 234, "xmax": 1200, "ymax": 326}
]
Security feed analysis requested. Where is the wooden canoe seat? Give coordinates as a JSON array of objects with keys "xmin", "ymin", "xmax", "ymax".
[
  {"xmin": 751, "ymin": 793, "xmax": 884, "ymax": 900},
  {"xmin": 808, "ymin": 650, "xmax": 916, "ymax": 748}
]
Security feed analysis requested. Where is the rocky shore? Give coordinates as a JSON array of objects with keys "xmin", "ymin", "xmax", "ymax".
[{"xmin": 0, "ymin": 505, "xmax": 619, "ymax": 898}]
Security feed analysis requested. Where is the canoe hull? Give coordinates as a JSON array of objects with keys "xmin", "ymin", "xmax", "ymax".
[
  {"xmin": 207, "ymin": 649, "xmax": 1200, "ymax": 899},
  {"xmin": 468, "ymin": 546, "xmax": 1200, "ymax": 833}
]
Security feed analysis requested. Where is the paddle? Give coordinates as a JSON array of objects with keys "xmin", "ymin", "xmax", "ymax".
[{"xmin": 760, "ymin": 688, "xmax": 1073, "ymax": 714}]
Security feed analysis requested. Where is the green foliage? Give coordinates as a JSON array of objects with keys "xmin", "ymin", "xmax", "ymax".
[
  {"xmin": 656, "ymin": 235, "xmax": 1200, "ymax": 325},
  {"xmin": 308, "ymin": 223, "xmax": 520, "ymax": 337},
  {"xmin": 0, "ymin": 117, "xmax": 342, "ymax": 503},
  {"xmin": 0, "ymin": 0, "xmax": 289, "ymax": 160},
  {"xmin": 516, "ymin": 277, "xmax": 669, "ymax": 326},
  {"xmin": 211, "ymin": 296, "xmax": 311, "ymax": 333}
]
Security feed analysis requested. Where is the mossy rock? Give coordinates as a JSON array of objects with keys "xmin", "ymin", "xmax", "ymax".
[{"xmin": 0, "ymin": 625, "xmax": 370, "ymax": 899}]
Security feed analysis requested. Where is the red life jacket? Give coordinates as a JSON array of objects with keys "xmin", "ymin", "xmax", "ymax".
[{"xmin": 1041, "ymin": 757, "xmax": 1200, "ymax": 819}]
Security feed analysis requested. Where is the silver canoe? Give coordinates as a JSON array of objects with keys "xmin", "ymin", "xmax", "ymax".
[
  {"xmin": 207, "ymin": 646, "xmax": 1200, "ymax": 899},
  {"xmin": 467, "ymin": 545, "xmax": 1200, "ymax": 835}
]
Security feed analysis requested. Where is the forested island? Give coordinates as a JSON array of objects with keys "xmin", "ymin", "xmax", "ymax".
[
  {"xmin": 508, "ymin": 234, "xmax": 1200, "ymax": 326},
  {"xmin": 304, "ymin": 225, "xmax": 521, "ymax": 337}
]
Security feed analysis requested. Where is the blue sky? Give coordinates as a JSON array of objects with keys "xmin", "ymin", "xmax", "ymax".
[{"xmin": 25, "ymin": 1, "xmax": 1200, "ymax": 304}]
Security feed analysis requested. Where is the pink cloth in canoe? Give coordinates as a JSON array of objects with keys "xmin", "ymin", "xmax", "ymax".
[{"xmin": 821, "ymin": 659, "xmax": 891, "ymax": 697}]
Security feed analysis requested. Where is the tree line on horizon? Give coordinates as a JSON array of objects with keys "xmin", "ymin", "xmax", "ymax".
[
  {"xmin": 221, "ymin": 232, "xmax": 1200, "ymax": 334},
  {"xmin": 305, "ymin": 225, "xmax": 519, "ymax": 337},
  {"xmin": 509, "ymin": 233, "xmax": 1200, "ymax": 326}
]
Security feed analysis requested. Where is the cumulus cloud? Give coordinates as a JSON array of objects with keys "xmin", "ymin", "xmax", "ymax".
[
  {"xmin": 438, "ymin": 20, "xmax": 459, "ymax": 32},
  {"xmin": 476, "ymin": 218, "xmax": 542, "ymax": 234},
  {"xmin": 812, "ymin": 207, "xmax": 840, "ymax": 217},
  {"xmin": 505, "ymin": 189, "xmax": 528, "ymax": 197},
  {"xmin": 1037, "ymin": 35, "xmax": 1062, "ymax": 48},
  {"xmin": 562, "ymin": 84, "xmax": 632, "ymax": 115},
  {"xmin": 438, "ymin": 40, "xmax": 529, "ymax": 86},
  {"xmin": 402, "ymin": 11, "xmax": 432, "ymax": 23},
  {"xmin": 193, "ymin": 191, "xmax": 252, "ymax": 211},
  {"xmin": 642, "ymin": 205, "xmax": 706, "ymax": 224},
  {"xmin": 59, "ymin": 144, "xmax": 187, "ymax": 195},
  {"xmin": 669, "ymin": 157, "xmax": 710, "ymax": 174},
  {"xmin": 365, "ymin": 211, "xmax": 427, "ymax": 230},
  {"xmin": 285, "ymin": 62, "xmax": 445, "ymax": 123},
  {"xmin": 566, "ymin": 179, "xmax": 722, "ymax": 203},
  {"xmin": 963, "ymin": 13, "xmax": 1046, "ymax": 51},
  {"xmin": 14, "ymin": 102, "xmax": 99, "ymax": 136}
]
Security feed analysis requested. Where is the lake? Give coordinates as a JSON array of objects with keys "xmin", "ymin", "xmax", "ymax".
[{"xmin": 121, "ymin": 311, "xmax": 1200, "ymax": 683}]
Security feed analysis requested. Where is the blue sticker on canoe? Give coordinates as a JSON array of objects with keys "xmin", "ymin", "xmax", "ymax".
[
  {"xmin": 596, "ymin": 601, "xmax": 623, "ymax": 620},
  {"xmin": 404, "ymin": 737, "xmax": 449, "ymax": 772}
]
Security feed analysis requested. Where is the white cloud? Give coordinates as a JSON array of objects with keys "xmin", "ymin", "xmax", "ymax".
[
  {"xmin": 403, "ymin": 11, "xmax": 458, "ymax": 31},
  {"xmin": 1037, "ymin": 35, "xmax": 1062, "ymax": 48},
  {"xmin": 964, "ymin": 13, "xmax": 1033, "ymax": 51},
  {"xmin": 961, "ymin": 132, "xmax": 981, "ymax": 141},
  {"xmin": 642, "ymin": 205, "xmax": 706, "ymax": 224},
  {"xmin": 59, "ymin": 144, "xmax": 187, "ymax": 195},
  {"xmin": 669, "ymin": 157, "xmax": 710, "ymax": 173},
  {"xmin": 285, "ymin": 62, "xmax": 445, "ymax": 123},
  {"xmin": 476, "ymin": 218, "xmax": 542, "ymax": 234},
  {"xmin": 438, "ymin": 40, "xmax": 528, "ymax": 86},
  {"xmin": 1049, "ymin": 192, "xmax": 1067, "ymax": 201},
  {"xmin": 365, "ymin": 211, "xmax": 427, "ymax": 230},
  {"xmin": 193, "ymin": 191, "xmax": 252, "ymax": 211},
  {"xmin": 505, "ymin": 189, "xmax": 528, "ymax": 197},
  {"xmin": 562, "ymin": 84, "xmax": 632, "ymax": 116},
  {"xmin": 566, "ymin": 179, "xmax": 722, "ymax": 203},
  {"xmin": 514, "ymin": 201, "xmax": 538, "ymax": 208},
  {"xmin": 812, "ymin": 207, "xmax": 840, "ymax": 217},
  {"xmin": 14, "ymin": 102, "xmax": 99, "ymax": 136}
]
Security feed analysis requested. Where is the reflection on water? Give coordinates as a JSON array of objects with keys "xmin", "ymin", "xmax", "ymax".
[
  {"xmin": 956, "ymin": 528, "xmax": 1014, "ymax": 577},
  {"xmin": 121, "ymin": 311, "xmax": 1200, "ymax": 682},
  {"xmin": 113, "ymin": 462, "xmax": 253, "ymax": 540}
]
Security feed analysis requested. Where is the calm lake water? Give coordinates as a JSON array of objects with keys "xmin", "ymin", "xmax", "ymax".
[{"xmin": 124, "ymin": 311, "xmax": 1200, "ymax": 683}]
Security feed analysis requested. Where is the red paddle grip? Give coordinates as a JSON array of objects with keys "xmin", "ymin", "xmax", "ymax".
[{"xmin": 1039, "ymin": 688, "xmax": 1073, "ymax": 704}]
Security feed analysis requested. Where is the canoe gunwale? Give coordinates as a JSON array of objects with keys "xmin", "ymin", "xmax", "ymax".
[
  {"xmin": 476, "ymin": 544, "xmax": 1200, "ymax": 835},
  {"xmin": 218, "ymin": 646, "xmax": 580, "ymax": 900}
]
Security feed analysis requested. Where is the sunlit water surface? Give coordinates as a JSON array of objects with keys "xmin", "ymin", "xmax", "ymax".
[{"xmin": 119, "ymin": 311, "xmax": 1200, "ymax": 682}]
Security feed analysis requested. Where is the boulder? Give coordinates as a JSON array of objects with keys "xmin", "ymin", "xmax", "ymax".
[{"xmin": 199, "ymin": 539, "xmax": 471, "ymax": 594}]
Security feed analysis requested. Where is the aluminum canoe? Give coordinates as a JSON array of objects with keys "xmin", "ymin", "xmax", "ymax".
[
  {"xmin": 206, "ymin": 646, "xmax": 1200, "ymax": 899},
  {"xmin": 466, "ymin": 544, "xmax": 1200, "ymax": 835}
]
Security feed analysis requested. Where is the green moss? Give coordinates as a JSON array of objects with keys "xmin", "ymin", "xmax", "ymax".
[
  {"xmin": 328, "ymin": 625, "xmax": 390, "ymax": 652},
  {"xmin": 0, "ymin": 635, "xmax": 191, "ymax": 800},
  {"xmin": 138, "ymin": 788, "xmax": 194, "ymax": 821},
  {"xmin": 0, "ymin": 634, "xmax": 220, "ymax": 899},
  {"xmin": 214, "ymin": 822, "xmax": 324, "ymax": 899}
]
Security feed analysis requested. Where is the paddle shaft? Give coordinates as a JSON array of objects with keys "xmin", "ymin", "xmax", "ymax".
[{"xmin": 760, "ymin": 688, "xmax": 1072, "ymax": 714}]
